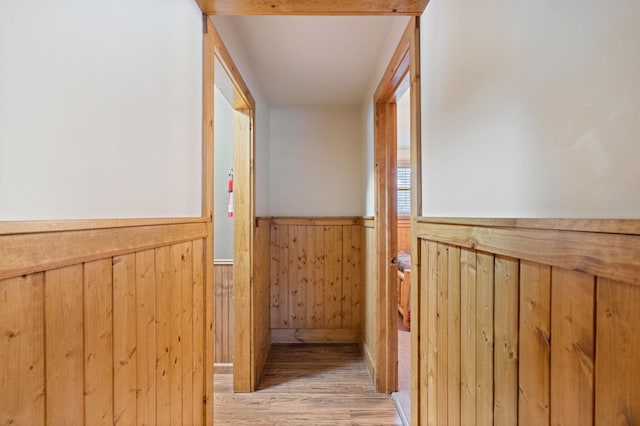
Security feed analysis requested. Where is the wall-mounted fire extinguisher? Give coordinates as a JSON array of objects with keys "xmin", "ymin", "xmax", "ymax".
[{"xmin": 227, "ymin": 169, "xmax": 234, "ymax": 217}]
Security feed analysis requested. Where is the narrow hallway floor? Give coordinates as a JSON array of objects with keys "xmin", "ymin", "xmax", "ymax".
[{"xmin": 214, "ymin": 343, "xmax": 402, "ymax": 425}]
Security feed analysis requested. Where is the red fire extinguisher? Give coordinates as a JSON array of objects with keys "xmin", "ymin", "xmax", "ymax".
[{"xmin": 227, "ymin": 169, "xmax": 234, "ymax": 217}]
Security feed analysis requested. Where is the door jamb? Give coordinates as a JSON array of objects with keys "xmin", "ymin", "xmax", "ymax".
[
  {"xmin": 203, "ymin": 17, "xmax": 257, "ymax": 395},
  {"xmin": 372, "ymin": 17, "xmax": 422, "ymax": 402}
]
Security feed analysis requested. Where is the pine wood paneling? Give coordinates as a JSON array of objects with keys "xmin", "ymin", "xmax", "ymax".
[
  {"xmin": 413, "ymin": 219, "xmax": 640, "ymax": 425},
  {"xmin": 475, "ymin": 252, "xmax": 495, "ymax": 426},
  {"xmin": 267, "ymin": 219, "xmax": 363, "ymax": 339},
  {"xmin": 254, "ymin": 220, "xmax": 272, "ymax": 382},
  {"xmin": 447, "ymin": 245, "xmax": 461, "ymax": 426},
  {"xmin": 0, "ymin": 221, "xmax": 210, "ymax": 426},
  {"xmin": 84, "ymin": 259, "xmax": 114, "ymax": 425},
  {"xmin": 214, "ymin": 263, "xmax": 234, "ymax": 364},
  {"xmin": 518, "ymin": 261, "xmax": 551, "ymax": 425},
  {"xmin": 270, "ymin": 224, "xmax": 289, "ymax": 328},
  {"xmin": 397, "ymin": 219, "xmax": 411, "ymax": 251},
  {"xmin": 595, "ymin": 278, "xmax": 640, "ymax": 424},
  {"xmin": 113, "ymin": 254, "xmax": 137, "ymax": 425},
  {"xmin": 0, "ymin": 274, "xmax": 45, "ymax": 426},
  {"xmin": 135, "ymin": 249, "xmax": 157, "ymax": 426},
  {"xmin": 191, "ymin": 239, "xmax": 205, "ymax": 426},
  {"xmin": 45, "ymin": 265, "xmax": 84, "ymax": 425},
  {"xmin": 460, "ymin": 248, "xmax": 477, "ymax": 424},
  {"xmin": 550, "ymin": 268, "xmax": 595, "ymax": 425},
  {"xmin": 494, "ymin": 256, "xmax": 519, "ymax": 425}
]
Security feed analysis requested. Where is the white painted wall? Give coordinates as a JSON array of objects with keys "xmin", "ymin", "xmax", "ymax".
[
  {"xmin": 0, "ymin": 0, "xmax": 203, "ymax": 220},
  {"xmin": 361, "ymin": 17, "xmax": 411, "ymax": 216},
  {"xmin": 210, "ymin": 16, "xmax": 271, "ymax": 216},
  {"xmin": 213, "ymin": 86, "xmax": 234, "ymax": 260},
  {"xmin": 421, "ymin": 0, "xmax": 640, "ymax": 218},
  {"xmin": 270, "ymin": 107, "xmax": 363, "ymax": 216}
]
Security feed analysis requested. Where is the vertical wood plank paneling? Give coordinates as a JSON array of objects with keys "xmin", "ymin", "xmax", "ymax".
[
  {"xmin": 289, "ymin": 225, "xmax": 305, "ymax": 328},
  {"xmin": 493, "ymin": 256, "xmax": 519, "ymax": 425},
  {"xmin": 595, "ymin": 278, "xmax": 640, "ymax": 424},
  {"xmin": 426, "ymin": 241, "xmax": 438, "ymax": 425},
  {"xmin": 214, "ymin": 263, "xmax": 234, "ymax": 363},
  {"xmin": 342, "ymin": 225, "xmax": 354, "ymax": 328},
  {"xmin": 83, "ymin": 260, "xmax": 114, "ymax": 426},
  {"xmin": 169, "ymin": 244, "xmax": 184, "ymax": 424},
  {"xmin": 324, "ymin": 226, "xmax": 342, "ymax": 328},
  {"xmin": 270, "ymin": 225, "xmax": 289, "ymax": 328},
  {"xmin": 136, "ymin": 249, "xmax": 157, "ymax": 426},
  {"xmin": 254, "ymin": 222, "xmax": 271, "ymax": 380},
  {"xmin": 447, "ymin": 245, "xmax": 461, "ymax": 426},
  {"xmin": 418, "ymin": 239, "xmax": 430, "ymax": 423},
  {"xmin": 314, "ymin": 225, "xmax": 326, "ymax": 328},
  {"xmin": 155, "ymin": 246, "xmax": 172, "ymax": 422},
  {"xmin": 351, "ymin": 226, "xmax": 363, "ymax": 329},
  {"xmin": 214, "ymin": 265, "xmax": 222, "ymax": 363},
  {"xmin": 192, "ymin": 240, "xmax": 205, "ymax": 426},
  {"xmin": 518, "ymin": 261, "xmax": 551, "ymax": 425},
  {"xmin": 306, "ymin": 226, "xmax": 318, "ymax": 328},
  {"xmin": 0, "ymin": 274, "xmax": 45, "ymax": 426},
  {"xmin": 181, "ymin": 242, "xmax": 194, "ymax": 426},
  {"xmin": 112, "ymin": 254, "xmax": 137, "ymax": 425},
  {"xmin": 460, "ymin": 248, "xmax": 477, "ymax": 424},
  {"xmin": 550, "ymin": 268, "xmax": 595, "ymax": 426},
  {"xmin": 436, "ymin": 243, "xmax": 449, "ymax": 426},
  {"xmin": 45, "ymin": 265, "xmax": 84, "ymax": 425},
  {"xmin": 476, "ymin": 252, "xmax": 495, "ymax": 426}
]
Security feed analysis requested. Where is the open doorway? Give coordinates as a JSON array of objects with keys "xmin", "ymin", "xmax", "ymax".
[
  {"xmin": 204, "ymin": 18, "xmax": 258, "ymax": 393},
  {"xmin": 372, "ymin": 16, "xmax": 421, "ymax": 424},
  {"xmin": 392, "ymin": 79, "xmax": 412, "ymax": 423}
]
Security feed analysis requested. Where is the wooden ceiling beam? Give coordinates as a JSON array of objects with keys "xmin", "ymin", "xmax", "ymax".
[{"xmin": 195, "ymin": 0, "xmax": 430, "ymax": 16}]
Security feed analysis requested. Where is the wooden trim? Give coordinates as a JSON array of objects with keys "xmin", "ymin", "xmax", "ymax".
[
  {"xmin": 0, "ymin": 217, "xmax": 208, "ymax": 236},
  {"xmin": 202, "ymin": 16, "xmax": 215, "ymax": 423},
  {"xmin": 372, "ymin": 18, "xmax": 418, "ymax": 394},
  {"xmin": 414, "ymin": 221, "xmax": 640, "ymax": 287},
  {"xmin": 374, "ymin": 21, "xmax": 413, "ymax": 102},
  {"xmin": 206, "ymin": 17, "xmax": 258, "ymax": 393},
  {"xmin": 417, "ymin": 217, "xmax": 640, "ymax": 236},
  {"xmin": 264, "ymin": 216, "xmax": 362, "ymax": 226},
  {"xmin": 196, "ymin": 0, "xmax": 430, "ymax": 16},
  {"xmin": 206, "ymin": 17, "xmax": 255, "ymax": 110},
  {"xmin": 214, "ymin": 363, "xmax": 234, "ymax": 374},
  {"xmin": 362, "ymin": 217, "xmax": 375, "ymax": 229},
  {"xmin": 0, "ymin": 222, "xmax": 207, "ymax": 281},
  {"xmin": 271, "ymin": 329, "xmax": 359, "ymax": 344}
]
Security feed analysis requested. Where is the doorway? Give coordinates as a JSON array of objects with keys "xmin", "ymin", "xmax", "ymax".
[
  {"xmin": 372, "ymin": 16, "xmax": 421, "ymax": 423},
  {"xmin": 204, "ymin": 17, "xmax": 257, "ymax": 393}
]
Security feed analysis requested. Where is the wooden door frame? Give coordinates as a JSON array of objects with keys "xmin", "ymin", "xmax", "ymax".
[
  {"xmin": 203, "ymin": 17, "xmax": 257, "ymax": 394},
  {"xmin": 373, "ymin": 17, "xmax": 421, "ymax": 396}
]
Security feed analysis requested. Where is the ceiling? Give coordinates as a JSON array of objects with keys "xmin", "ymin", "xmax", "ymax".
[{"xmin": 227, "ymin": 16, "xmax": 405, "ymax": 106}]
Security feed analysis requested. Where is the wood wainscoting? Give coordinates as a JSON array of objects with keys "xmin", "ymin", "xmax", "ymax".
[
  {"xmin": 411, "ymin": 218, "xmax": 640, "ymax": 425},
  {"xmin": 0, "ymin": 219, "xmax": 212, "ymax": 425},
  {"xmin": 398, "ymin": 218, "xmax": 411, "ymax": 251},
  {"xmin": 214, "ymin": 260, "xmax": 234, "ymax": 366},
  {"xmin": 260, "ymin": 217, "xmax": 365, "ymax": 344}
]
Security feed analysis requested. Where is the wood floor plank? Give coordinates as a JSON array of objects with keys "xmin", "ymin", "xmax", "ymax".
[{"xmin": 214, "ymin": 344, "xmax": 402, "ymax": 425}]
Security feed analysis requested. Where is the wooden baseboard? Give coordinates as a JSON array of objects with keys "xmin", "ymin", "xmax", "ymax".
[
  {"xmin": 361, "ymin": 342, "xmax": 376, "ymax": 382},
  {"xmin": 271, "ymin": 328, "xmax": 359, "ymax": 344},
  {"xmin": 214, "ymin": 363, "xmax": 233, "ymax": 374}
]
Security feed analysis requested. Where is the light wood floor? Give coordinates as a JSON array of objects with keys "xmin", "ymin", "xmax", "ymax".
[{"xmin": 214, "ymin": 344, "xmax": 403, "ymax": 425}]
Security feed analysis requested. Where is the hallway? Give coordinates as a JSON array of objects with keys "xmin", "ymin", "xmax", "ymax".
[{"xmin": 214, "ymin": 344, "xmax": 402, "ymax": 425}]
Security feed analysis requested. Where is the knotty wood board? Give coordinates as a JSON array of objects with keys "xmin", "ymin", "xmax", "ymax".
[
  {"xmin": 550, "ymin": 268, "xmax": 594, "ymax": 425},
  {"xmin": 518, "ymin": 261, "xmax": 551, "ymax": 425},
  {"xmin": 0, "ymin": 274, "xmax": 45, "ymax": 426},
  {"xmin": 83, "ymin": 259, "xmax": 114, "ymax": 425},
  {"xmin": 595, "ymin": 278, "xmax": 640, "ymax": 424}
]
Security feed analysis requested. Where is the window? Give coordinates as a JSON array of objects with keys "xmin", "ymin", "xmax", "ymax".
[{"xmin": 397, "ymin": 166, "xmax": 411, "ymax": 216}]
